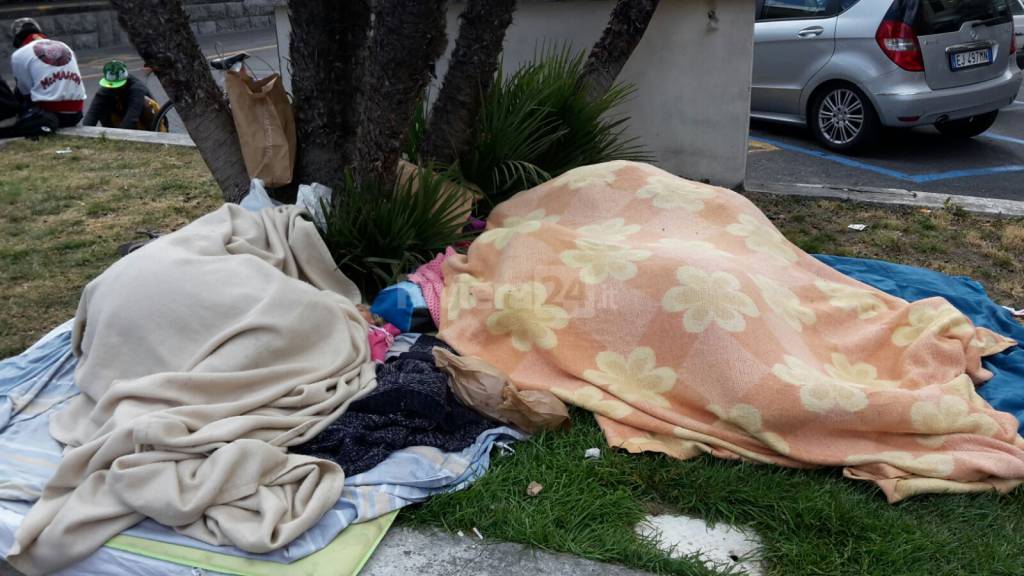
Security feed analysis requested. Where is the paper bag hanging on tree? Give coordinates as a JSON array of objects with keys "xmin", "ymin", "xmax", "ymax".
[{"xmin": 225, "ymin": 68, "xmax": 296, "ymax": 187}]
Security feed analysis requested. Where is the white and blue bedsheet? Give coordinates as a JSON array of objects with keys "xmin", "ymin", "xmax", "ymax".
[
  {"xmin": 0, "ymin": 320, "xmax": 77, "ymax": 502},
  {"xmin": 0, "ymin": 321, "xmax": 524, "ymax": 564}
]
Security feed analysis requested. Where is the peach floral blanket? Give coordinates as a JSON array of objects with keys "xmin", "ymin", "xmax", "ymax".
[{"xmin": 439, "ymin": 161, "xmax": 1024, "ymax": 502}]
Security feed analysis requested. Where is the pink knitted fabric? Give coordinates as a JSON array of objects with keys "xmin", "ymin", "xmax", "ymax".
[
  {"xmin": 367, "ymin": 323, "xmax": 401, "ymax": 362},
  {"xmin": 408, "ymin": 247, "xmax": 457, "ymax": 327}
]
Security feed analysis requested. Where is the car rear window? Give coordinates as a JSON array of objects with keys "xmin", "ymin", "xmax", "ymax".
[
  {"xmin": 915, "ymin": 0, "xmax": 1013, "ymax": 35},
  {"xmin": 1011, "ymin": 0, "xmax": 1024, "ymax": 15},
  {"xmin": 761, "ymin": 0, "xmax": 833, "ymax": 19}
]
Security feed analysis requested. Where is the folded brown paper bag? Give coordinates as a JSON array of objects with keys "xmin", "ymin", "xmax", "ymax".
[{"xmin": 433, "ymin": 348, "xmax": 570, "ymax": 433}]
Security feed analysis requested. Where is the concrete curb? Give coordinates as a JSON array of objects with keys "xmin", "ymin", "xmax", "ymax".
[
  {"xmin": 60, "ymin": 126, "xmax": 196, "ymax": 148},
  {"xmin": 362, "ymin": 527, "xmax": 652, "ymax": 576},
  {"xmin": 0, "ymin": 527, "xmax": 655, "ymax": 576},
  {"xmin": 746, "ymin": 181, "xmax": 1024, "ymax": 218}
]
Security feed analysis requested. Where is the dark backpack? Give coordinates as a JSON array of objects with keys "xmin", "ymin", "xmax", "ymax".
[
  {"xmin": 0, "ymin": 74, "xmax": 19, "ymax": 124},
  {"xmin": 0, "ymin": 73, "xmax": 58, "ymax": 138},
  {"xmin": 0, "ymin": 107, "xmax": 58, "ymax": 139}
]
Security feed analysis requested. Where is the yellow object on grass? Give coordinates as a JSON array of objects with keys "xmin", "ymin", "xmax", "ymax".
[{"xmin": 105, "ymin": 510, "xmax": 398, "ymax": 576}]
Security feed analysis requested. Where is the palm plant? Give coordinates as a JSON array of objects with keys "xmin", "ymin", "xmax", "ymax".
[
  {"xmin": 319, "ymin": 166, "xmax": 471, "ymax": 298},
  {"xmin": 457, "ymin": 47, "xmax": 652, "ymax": 208}
]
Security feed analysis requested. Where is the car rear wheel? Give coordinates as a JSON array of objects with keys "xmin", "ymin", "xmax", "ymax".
[
  {"xmin": 935, "ymin": 111, "xmax": 998, "ymax": 138},
  {"xmin": 809, "ymin": 85, "xmax": 880, "ymax": 153}
]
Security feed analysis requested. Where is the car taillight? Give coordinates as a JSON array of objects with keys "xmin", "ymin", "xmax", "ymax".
[{"xmin": 876, "ymin": 19, "xmax": 924, "ymax": 71}]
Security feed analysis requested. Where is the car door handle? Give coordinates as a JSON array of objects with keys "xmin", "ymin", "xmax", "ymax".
[{"xmin": 798, "ymin": 26, "xmax": 824, "ymax": 37}]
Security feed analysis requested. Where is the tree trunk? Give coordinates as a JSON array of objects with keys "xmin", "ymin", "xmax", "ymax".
[
  {"xmin": 109, "ymin": 0, "xmax": 249, "ymax": 202},
  {"xmin": 580, "ymin": 0, "xmax": 660, "ymax": 102},
  {"xmin": 288, "ymin": 0, "xmax": 371, "ymax": 193},
  {"xmin": 357, "ymin": 0, "xmax": 449, "ymax": 192},
  {"xmin": 421, "ymin": 0, "xmax": 516, "ymax": 165}
]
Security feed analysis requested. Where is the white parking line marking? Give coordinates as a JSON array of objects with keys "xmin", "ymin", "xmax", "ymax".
[{"xmin": 984, "ymin": 133, "xmax": 1024, "ymax": 146}]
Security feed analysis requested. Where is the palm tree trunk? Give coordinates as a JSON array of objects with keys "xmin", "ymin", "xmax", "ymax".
[
  {"xmin": 421, "ymin": 0, "xmax": 517, "ymax": 165},
  {"xmin": 288, "ymin": 0, "xmax": 371, "ymax": 193},
  {"xmin": 110, "ymin": 0, "xmax": 249, "ymax": 202},
  {"xmin": 580, "ymin": 0, "xmax": 661, "ymax": 101},
  {"xmin": 357, "ymin": 0, "xmax": 449, "ymax": 192}
]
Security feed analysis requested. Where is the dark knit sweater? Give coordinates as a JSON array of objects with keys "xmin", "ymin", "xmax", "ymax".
[{"xmin": 292, "ymin": 338, "xmax": 494, "ymax": 475}]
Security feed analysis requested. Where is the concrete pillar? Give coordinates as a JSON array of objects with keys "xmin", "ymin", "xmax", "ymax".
[{"xmin": 623, "ymin": 0, "xmax": 755, "ymax": 187}]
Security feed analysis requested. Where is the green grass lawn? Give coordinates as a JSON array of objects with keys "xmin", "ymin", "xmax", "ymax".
[
  {"xmin": 2, "ymin": 136, "xmax": 1023, "ymax": 575},
  {"xmin": 407, "ymin": 411, "xmax": 1024, "ymax": 576},
  {"xmin": 0, "ymin": 136, "xmax": 221, "ymax": 358}
]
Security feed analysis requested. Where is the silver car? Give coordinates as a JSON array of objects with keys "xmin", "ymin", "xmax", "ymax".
[{"xmin": 752, "ymin": 0, "xmax": 1022, "ymax": 151}]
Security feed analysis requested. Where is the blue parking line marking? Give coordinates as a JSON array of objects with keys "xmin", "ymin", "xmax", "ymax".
[
  {"xmin": 751, "ymin": 135, "xmax": 1024, "ymax": 183},
  {"xmin": 912, "ymin": 165, "xmax": 1024, "ymax": 182},
  {"xmin": 982, "ymin": 133, "xmax": 1024, "ymax": 146},
  {"xmin": 751, "ymin": 136, "xmax": 910, "ymax": 179}
]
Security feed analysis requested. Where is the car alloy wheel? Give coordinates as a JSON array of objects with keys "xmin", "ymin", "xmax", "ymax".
[{"xmin": 817, "ymin": 88, "xmax": 864, "ymax": 146}]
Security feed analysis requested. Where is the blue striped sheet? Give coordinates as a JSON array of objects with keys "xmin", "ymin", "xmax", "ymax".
[{"xmin": 0, "ymin": 321, "xmax": 525, "ymax": 564}]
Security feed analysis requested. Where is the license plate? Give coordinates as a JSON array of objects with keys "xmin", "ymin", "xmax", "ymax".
[{"xmin": 949, "ymin": 48, "xmax": 992, "ymax": 71}]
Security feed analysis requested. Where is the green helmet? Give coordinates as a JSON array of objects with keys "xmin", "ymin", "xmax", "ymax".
[{"xmin": 99, "ymin": 60, "xmax": 128, "ymax": 89}]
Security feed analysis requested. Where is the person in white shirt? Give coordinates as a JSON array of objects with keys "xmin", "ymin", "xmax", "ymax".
[{"xmin": 9, "ymin": 18, "xmax": 87, "ymax": 127}]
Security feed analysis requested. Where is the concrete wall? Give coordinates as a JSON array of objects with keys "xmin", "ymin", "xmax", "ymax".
[
  {"xmin": 0, "ymin": 1, "xmax": 273, "ymax": 63},
  {"xmin": 449, "ymin": 0, "xmax": 757, "ymax": 188},
  {"xmin": 274, "ymin": 0, "xmax": 755, "ymax": 187}
]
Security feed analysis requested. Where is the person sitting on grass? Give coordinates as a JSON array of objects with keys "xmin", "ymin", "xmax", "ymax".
[
  {"xmin": 9, "ymin": 17, "xmax": 86, "ymax": 128},
  {"xmin": 83, "ymin": 60, "xmax": 163, "ymax": 131}
]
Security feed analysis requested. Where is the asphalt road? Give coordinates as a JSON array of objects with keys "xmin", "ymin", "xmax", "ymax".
[
  {"xmin": 2, "ymin": 27, "xmax": 1021, "ymax": 202},
  {"xmin": 747, "ymin": 82, "xmax": 1024, "ymax": 202}
]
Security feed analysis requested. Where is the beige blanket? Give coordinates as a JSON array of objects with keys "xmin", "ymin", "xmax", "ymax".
[
  {"xmin": 440, "ymin": 161, "xmax": 1024, "ymax": 503},
  {"xmin": 7, "ymin": 204, "xmax": 377, "ymax": 575}
]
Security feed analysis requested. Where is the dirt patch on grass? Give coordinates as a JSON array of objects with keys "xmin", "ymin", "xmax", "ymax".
[{"xmin": 1001, "ymin": 223, "xmax": 1024, "ymax": 252}]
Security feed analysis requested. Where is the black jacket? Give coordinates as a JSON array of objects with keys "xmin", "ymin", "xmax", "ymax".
[{"xmin": 83, "ymin": 75, "xmax": 153, "ymax": 129}]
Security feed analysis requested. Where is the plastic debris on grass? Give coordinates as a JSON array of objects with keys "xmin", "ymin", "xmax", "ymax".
[{"xmin": 526, "ymin": 481, "xmax": 543, "ymax": 497}]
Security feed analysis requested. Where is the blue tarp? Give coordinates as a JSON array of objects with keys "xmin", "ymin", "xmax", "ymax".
[{"xmin": 818, "ymin": 255, "xmax": 1024, "ymax": 433}]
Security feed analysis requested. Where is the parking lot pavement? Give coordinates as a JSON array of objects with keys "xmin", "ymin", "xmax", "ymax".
[{"xmin": 747, "ymin": 84, "xmax": 1024, "ymax": 202}]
